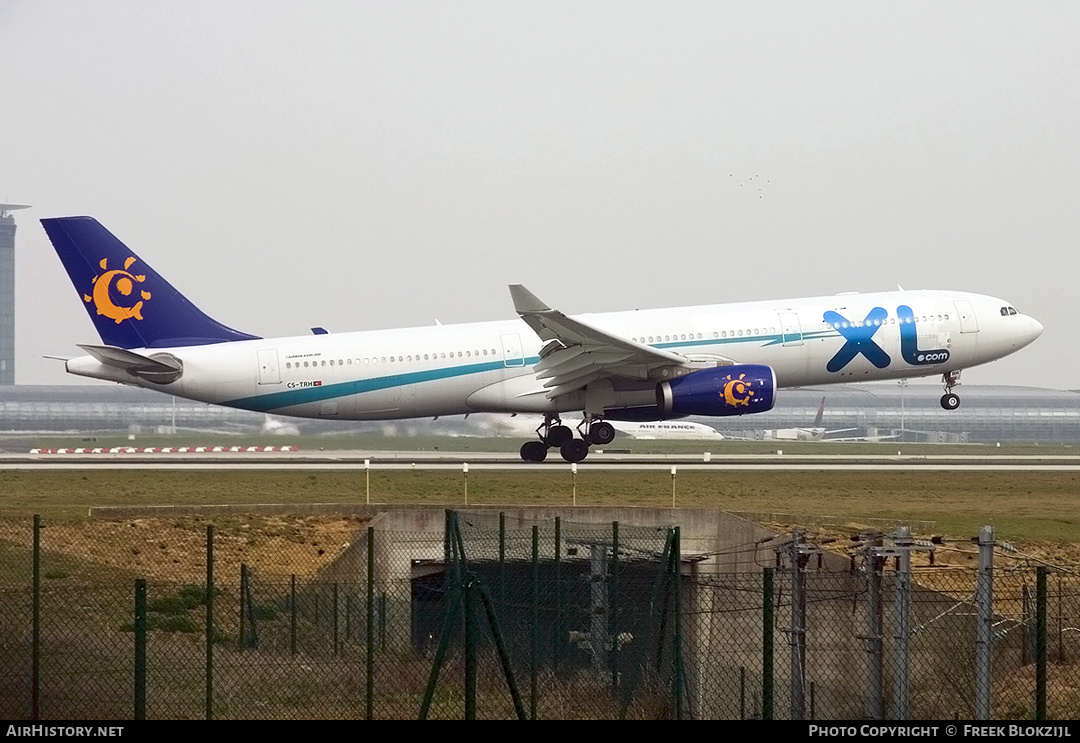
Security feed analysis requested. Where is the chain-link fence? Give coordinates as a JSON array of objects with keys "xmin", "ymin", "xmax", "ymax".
[{"xmin": 0, "ymin": 511, "xmax": 1077, "ymax": 719}]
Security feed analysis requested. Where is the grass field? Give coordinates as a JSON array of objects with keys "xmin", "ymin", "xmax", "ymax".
[
  {"xmin": 12, "ymin": 432, "xmax": 1080, "ymax": 457},
  {"xmin": 2, "ymin": 466, "xmax": 1080, "ymax": 553}
]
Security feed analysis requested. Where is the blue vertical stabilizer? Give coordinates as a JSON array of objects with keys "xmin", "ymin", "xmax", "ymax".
[{"xmin": 42, "ymin": 216, "xmax": 260, "ymax": 349}]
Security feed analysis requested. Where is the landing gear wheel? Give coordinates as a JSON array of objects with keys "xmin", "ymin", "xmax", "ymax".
[
  {"xmin": 588, "ymin": 421, "xmax": 616, "ymax": 446},
  {"xmin": 546, "ymin": 425, "xmax": 573, "ymax": 447},
  {"xmin": 520, "ymin": 440, "xmax": 549, "ymax": 462},
  {"xmin": 940, "ymin": 393, "xmax": 960, "ymax": 411},
  {"xmin": 559, "ymin": 438, "xmax": 590, "ymax": 463}
]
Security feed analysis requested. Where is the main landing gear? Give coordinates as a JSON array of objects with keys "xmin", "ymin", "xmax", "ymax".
[
  {"xmin": 518, "ymin": 414, "xmax": 616, "ymax": 463},
  {"xmin": 940, "ymin": 370, "xmax": 962, "ymax": 410}
]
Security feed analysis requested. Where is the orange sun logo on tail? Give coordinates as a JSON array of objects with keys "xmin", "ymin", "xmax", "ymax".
[{"xmin": 83, "ymin": 256, "xmax": 152, "ymax": 323}]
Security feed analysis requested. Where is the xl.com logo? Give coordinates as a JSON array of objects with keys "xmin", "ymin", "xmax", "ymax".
[
  {"xmin": 824, "ymin": 305, "xmax": 950, "ymax": 372},
  {"xmin": 898, "ymin": 305, "xmax": 951, "ymax": 366}
]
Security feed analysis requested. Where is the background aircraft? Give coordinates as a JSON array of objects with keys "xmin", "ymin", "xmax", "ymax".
[{"xmin": 759, "ymin": 397, "xmax": 856, "ymax": 441}]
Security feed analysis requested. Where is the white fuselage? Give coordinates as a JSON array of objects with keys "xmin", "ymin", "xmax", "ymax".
[{"xmin": 65, "ymin": 289, "xmax": 1042, "ymax": 421}]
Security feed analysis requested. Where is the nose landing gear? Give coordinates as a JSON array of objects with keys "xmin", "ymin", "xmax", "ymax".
[{"xmin": 940, "ymin": 370, "xmax": 962, "ymax": 410}]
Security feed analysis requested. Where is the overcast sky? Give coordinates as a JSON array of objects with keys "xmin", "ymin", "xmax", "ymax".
[{"xmin": 1, "ymin": 2, "xmax": 1077, "ymax": 392}]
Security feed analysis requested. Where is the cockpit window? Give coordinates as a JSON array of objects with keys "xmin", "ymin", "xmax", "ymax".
[{"xmin": 1000, "ymin": 306, "xmax": 1020, "ymax": 316}]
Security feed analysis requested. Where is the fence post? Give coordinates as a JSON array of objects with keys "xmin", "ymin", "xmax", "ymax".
[
  {"xmin": 239, "ymin": 563, "xmax": 247, "ymax": 650},
  {"xmin": 205, "ymin": 524, "xmax": 214, "ymax": 721},
  {"xmin": 673, "ymin": 526, "xmax": 683, "ymax": 720},
  {"xmin": 866, "ymin": 536, "xmax": 885, "ymax": 720},
  {"xmin": 762, "ymin": 567, "xmax": 774, "ymax": 721},
  {"xmin": 740, "ymin": 666, "xmax": 746, "ymax": 720},
  {"xmin": 610, "ymin": 520, "xmax": 620, "ymax": 695},
  {"xmin": 975, "ymin": 526, "xmax": 994, "ymax": 720},
  {"xmin": 332, "ymin": 582, "xmax": 339, "ymax": 656},
  {"xmin": 32, "ymin": 514, "xmax": 40, "ymax": 721},
  {"xmin": 464, "ymin": 572, "xmax": 477, "ymax": 720},
  {"xmin": 531, "ymin": 524, "xmax": 539, "ymax": 720},
  {"xmin": 1022, "ymin": 583, "xmax": 1032, "ymax": 665},
  {"xmin": 789, "ymin": 530, "xmax": 808, "ymax": 720},
  {"xmin": 290, "ymin": 575, "xmax": 297, "ymax": 656},
  {"xmin": 892, "ymin": 525, "xmax": 912, "ymax": 720},
  {"xmin": 346, "ymin": 594, "xmax": 352, "ymax": 642},
  {"xmin": 367, "ymin": 526, "xmax": 375, "ymax": 721},
  {"xmin": 134, "ymin": 579, "xmax": 146, "ymax": 720},
  {"xmin": 1059, "ymin": 574, "xmax": 1067, "ymax": 665},
  {"xmin": 555, "ymin": 516, "xmax": 563, "ymax": 672},
  {"xmin": 1037, "ymin": 567, "xmax": 1047, "ymax": 720},
  {"xmin": 499, "ymin": 512, "xmax": 506, "ymax": 614}
]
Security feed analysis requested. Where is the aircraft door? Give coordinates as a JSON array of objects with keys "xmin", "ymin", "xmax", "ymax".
[
  {"xmin": 257, "ymin": 349, "xmax": 281, "ymax": 385},
  {"xmin": 778, "ymin": 312, "xmax": 803, "ymax": 346},
  {"xmin": 501, "ymin": 333, "xmax": 524, "ymax": 367},
  {"xmin": 954, "ymin": 301, "xmax": 979, "ymax": 333}
]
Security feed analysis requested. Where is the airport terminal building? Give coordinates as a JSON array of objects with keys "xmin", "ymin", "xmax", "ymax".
[
  {"xmin": 710, "ymin": 383, "xmax": 1080, "ymax": 444},
  {"xmin": 2, "ymin": 382, "xmax": 1080, "ymax": 444}
]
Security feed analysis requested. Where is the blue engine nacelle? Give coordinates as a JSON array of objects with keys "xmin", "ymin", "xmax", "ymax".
[{"xmin": 656, "ymin": 364, "xmax": 776, "ymax": 417}]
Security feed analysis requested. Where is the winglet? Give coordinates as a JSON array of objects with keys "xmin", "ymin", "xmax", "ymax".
[{"xmin": 509, "ymin": 284, "xmax": 551, "ymax": 315}]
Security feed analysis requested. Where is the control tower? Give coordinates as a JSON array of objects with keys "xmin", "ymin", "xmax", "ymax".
[{"xmin": 0, "ymin": 204, "xmax": 30, "ymax": 385}]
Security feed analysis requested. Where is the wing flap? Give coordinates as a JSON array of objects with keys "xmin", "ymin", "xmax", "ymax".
[{"xmin": 510, "ymin": 284, "xmax": 689, "ymax": 401}]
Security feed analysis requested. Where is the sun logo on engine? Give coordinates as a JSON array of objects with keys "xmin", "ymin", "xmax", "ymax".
[
  {"xmin": 722, "ymin": 373, "xmax": 755, "ymax": 407},
  {"xmin": 83, "ymin": 256, "xmax": 152, "ymax": 324}
]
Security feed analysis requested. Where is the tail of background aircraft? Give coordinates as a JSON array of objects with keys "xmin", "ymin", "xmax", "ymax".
[
  {"xmin": 42, "ymin": 216, "xmax": 259, "ymax": 349},
  {"xmin": 812, "ymin": 396, "xmax": 826, "ymax": 429}
]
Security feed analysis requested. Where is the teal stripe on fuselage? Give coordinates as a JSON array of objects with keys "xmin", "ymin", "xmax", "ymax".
[
  {"xmin": 224, "ymin": 329, "xmax": 842, "ymax": 413},
  {"xmin": 655, "ymin": 329, "xmax": 836, "ymax": 351},
  {"xmin": 226, "ymin": 358, "xmax": 531, "ymax": 412}
]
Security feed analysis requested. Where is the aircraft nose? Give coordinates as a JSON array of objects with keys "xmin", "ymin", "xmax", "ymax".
[{"xmin": 1028, "ymin": 315, "xmax": 1044, "ymax": 342}]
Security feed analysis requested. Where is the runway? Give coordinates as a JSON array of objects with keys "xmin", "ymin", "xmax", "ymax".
[{"xmin": 5, "ymin": 449, "xmax": 1080, "ymax": 471}]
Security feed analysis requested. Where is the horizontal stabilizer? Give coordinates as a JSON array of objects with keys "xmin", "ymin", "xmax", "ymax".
[{"xmin": 77, "ymin": 344, "xmax": 184, "ymax": 384}]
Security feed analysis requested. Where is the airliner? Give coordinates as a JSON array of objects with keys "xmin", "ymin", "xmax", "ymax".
[
  {"xmin": 611, "ymin": 420, "xmax": 725, "ymax": 441},
  {"xmin": 485, "ymin": 414, "xmax": 725, "ymax": 441},
  {"xmin": 42, "ymin": 216, "xmax": 1043, "ymax": 463},
  {"xmin": 759, "ymin": 397, "xmax": 856, "ymax": 441}
]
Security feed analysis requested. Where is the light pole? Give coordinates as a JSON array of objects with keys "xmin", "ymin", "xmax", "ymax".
[{"xmin": 898, "ymin": 378, "xmax": 908, "ymax": 436}]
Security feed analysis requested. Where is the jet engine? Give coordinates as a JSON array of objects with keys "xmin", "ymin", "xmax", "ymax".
[{"xmin": 655, "ymin": 364, "xmax": 776, "ymax": 417}]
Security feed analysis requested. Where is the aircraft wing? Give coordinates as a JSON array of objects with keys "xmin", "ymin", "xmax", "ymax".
[{"xmin": 510, "ymin": 285, "xmax": 688, "ymax": 399}]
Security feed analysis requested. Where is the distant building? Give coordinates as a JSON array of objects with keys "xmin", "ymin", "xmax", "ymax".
[
  {"xmin": 2, "ymin": 382, "xmax": 1080, "ymax": 445},
  {"xmin": 0, "ymin": 204, "xmax": 29, "ymax": 385},
  {"xmin": 712, "ymin": 384, "xmax": 1080, "ymax": 444}
]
